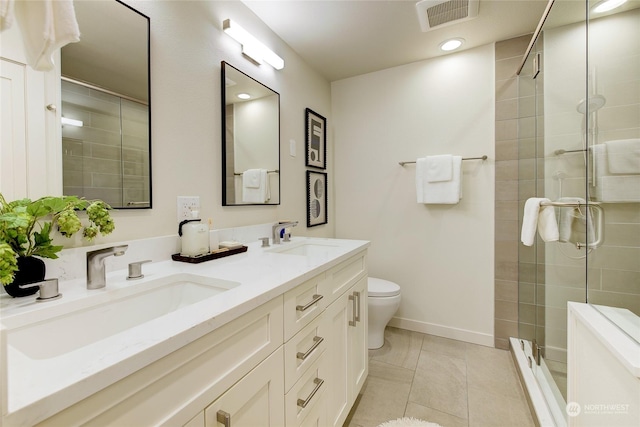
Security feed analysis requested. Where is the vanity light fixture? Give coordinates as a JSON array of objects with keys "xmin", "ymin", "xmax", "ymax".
[
  {"xmin": 591, "ymin": 0, "xmax": 627, "ymax": 13},
  {"xmin": 223, "ymin": 19, "xmax": 285, "ymax": 70},
  {"xmin": 61, "ymin": 117, "xmax": 83, "ymax": 127},
  {"xmin": 237, "ymin": 93, "xmax": 251, "ymax": 100},
  {"xmin": 439, "ymin": 38, "xmax": 465, "ymax": 52}
]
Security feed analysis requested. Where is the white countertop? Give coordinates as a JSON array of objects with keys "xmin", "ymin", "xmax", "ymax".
[{"xmin": 0, "ymin": 237, "xmax": 369, "ymax": 426}]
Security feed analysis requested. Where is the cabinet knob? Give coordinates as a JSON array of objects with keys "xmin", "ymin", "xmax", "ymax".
[
  {"xmin": 216, "ymin": 410, "xmax": 231, "ymax": 427},
  {"xmin": 46, "ymin": 104, "xmax": 57, "ymax": 111}
]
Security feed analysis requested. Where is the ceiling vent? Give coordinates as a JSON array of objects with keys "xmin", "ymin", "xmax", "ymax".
[{"xmin": 416, "ymin": 0, "xmax": 479, "ymax": 31}]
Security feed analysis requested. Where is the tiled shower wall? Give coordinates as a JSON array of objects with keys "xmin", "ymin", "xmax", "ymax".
[{"xmin": 494, "ymin": 34, "xmax": 535, "ymax": 350}]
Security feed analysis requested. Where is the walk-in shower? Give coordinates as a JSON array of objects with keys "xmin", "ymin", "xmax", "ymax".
[{"xmin": 512, "ymin": 0, "xmax": 640, "ymax": 425}]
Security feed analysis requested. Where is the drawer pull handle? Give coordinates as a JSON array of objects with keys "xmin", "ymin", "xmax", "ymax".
[
  {"xmin": 349, "ymin": 294, "xmax": 357, "ymax": 326},
  {"xmin": 296, "ymin": 294, "xmax": 323, "ymax": 312},
  {"xmin": 354, "ymin": 291, "xmax": 361, "ymax": 322},
  {"xmin": 297, "ymin": 378, "xmax": 324, "ymax": 409},
  {"xmin": 297, "ymin": 336, "xmax": 324, "ymax": 360},
  {"xmin": 216, "ymin": 410, "xmax": 231, "ymax": 427}
]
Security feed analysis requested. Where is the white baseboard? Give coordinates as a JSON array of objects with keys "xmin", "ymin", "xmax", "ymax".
[{"xmin": 388, "ymin": 316, "xmax": 494, "ymax": 347}]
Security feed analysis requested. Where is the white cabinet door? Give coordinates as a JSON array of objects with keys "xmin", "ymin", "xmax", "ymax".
[
  {"xmin": 348, "ymin": 277, "xmax": 368, "ymax": 398},
  {"xmin": 1, "ymin": 23, "xmax": 61, "ymax": 199},
  {"xmin": 323, "ymin": 277, "xmax": 369, "ymax": 427},
  {"xmin": 205, "ymin": 348, "xmax": 285, "ymax": 427},
  {"xmin": 0, "ymin": 58, "xmax": 27, "ymax": 199},
  {"xmin": 322, "ymin": 289, "xmax": 350, "ymax": 427}
]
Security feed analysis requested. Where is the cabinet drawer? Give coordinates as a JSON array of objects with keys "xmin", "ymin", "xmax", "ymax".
[
  {"xmin": 38, "ymin": 297, "xmax": 284, "ymax": 427},
  {"xmin": 284, "ymin": 273, "xmax": 326, "ymax": 341},
  {"xmin": 298, "ymin": 391, "xmax": 326, "ymax": 427},
  {"xmin": 285, "ymin": 353, "xmax": 326, "ymax": 427},
  {"xmin": 319, "ymin": 253, "xmax": 367, "ymax": 306},
  {"xmin": 284, "ymin": 314, "xmax": 326, "ymax": 392}
]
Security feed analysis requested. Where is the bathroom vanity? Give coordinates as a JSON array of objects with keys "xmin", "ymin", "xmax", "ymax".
[{"xmin": 0, "ymin": 237, "xmax": 369, "ymax": 427}]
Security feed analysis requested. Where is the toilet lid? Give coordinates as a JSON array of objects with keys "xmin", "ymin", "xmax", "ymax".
[{"xmin": 368, "ymin": 277, "xmax": 401, "ymax": 297}]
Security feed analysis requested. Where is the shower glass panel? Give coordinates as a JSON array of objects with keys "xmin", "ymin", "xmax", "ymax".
[
  {"xmin": 516, "ymin": 1, "xmax": 640, "ymax": 425},
  {"xmin": 584, "ymin": 2, "xmax": 640, "ymax": 322},
  {"xmin": 61, "ymin": 80, "xmax": 150, "ymax": 208}
]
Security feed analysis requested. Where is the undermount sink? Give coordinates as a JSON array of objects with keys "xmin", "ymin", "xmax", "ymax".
[
  {"xmin": 4, "ymin": 273, "xmax": 238, "ymax": 359},
  {"xmin": 267, "ymin": 240, "xmax": 341, "ymax": 257},
  {"xmin": 1, "ymin": 273, "xmax": 240, "ymax": 413}
]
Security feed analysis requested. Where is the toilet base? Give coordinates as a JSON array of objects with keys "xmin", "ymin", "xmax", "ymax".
[
  {"xmin": 368, "ymin": 329, "xmax": 386, "ymax": 350},
  {"xmin": 367, "ymin": 293, "xmax": 401, "ymax": 350}
]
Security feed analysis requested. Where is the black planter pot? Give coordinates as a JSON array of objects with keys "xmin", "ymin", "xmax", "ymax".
[{"xmin": 3, "ymin": 256, "xmax": 45, "ymax": 297}]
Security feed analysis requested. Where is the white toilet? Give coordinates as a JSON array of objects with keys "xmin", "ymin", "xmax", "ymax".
[{"xmin": 367, "ymin": 277, "xmax": 401, "ymax": 349}]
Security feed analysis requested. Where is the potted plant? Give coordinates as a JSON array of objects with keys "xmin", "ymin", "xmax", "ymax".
[{"xmin": 0, "ymin": 193, "xmax": 115, "ymax": 297}]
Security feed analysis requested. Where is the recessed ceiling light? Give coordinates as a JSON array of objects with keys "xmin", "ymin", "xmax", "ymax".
[
  {"xmin": 237, "ymin": 93, "xmax": 251, "ymax": 100},
  {"xmin": 592, "ymin": 0, "xmax": 627, "ymax": 13},
  {"xmin": 439, "ymin": 38, "xmax": 465, "ymax": 52}
]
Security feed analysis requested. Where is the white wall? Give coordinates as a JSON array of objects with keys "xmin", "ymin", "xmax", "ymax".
[
  {"xmin": 114, "ymin": 0, "xmax": 334, "ymax": 241},
  {"xmin": 2, "ymin": 0, "xmax": 335, "ymax": 248},
  {"xmin": 332, "ymin": 44, "xmax": 496, "ymax": 345}
]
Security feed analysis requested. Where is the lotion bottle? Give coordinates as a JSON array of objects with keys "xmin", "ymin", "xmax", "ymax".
[{"xmin": 179, "ymin": 211, "xmax": 210, "ymax": 257}]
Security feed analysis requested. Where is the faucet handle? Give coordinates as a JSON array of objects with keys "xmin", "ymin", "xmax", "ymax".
[
  {"xmin": 127, "ymin": 260, "xmax": 152, "ymax": 280},
  {"xmin": 19, "ymin": 279, "xmax": 62, "ymax": 301},
  {"xmin": 259, "ymin": 237, "xmax": 270, "ymax": 247}
]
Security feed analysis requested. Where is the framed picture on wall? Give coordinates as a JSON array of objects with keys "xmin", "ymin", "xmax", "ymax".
[
  {"xmin": 305, "ymin": 108, "xmax": 326, "ymax": 169},
  {"xmin": 307, "ymin": 170, "xmax": 327, "ymax": 227}
]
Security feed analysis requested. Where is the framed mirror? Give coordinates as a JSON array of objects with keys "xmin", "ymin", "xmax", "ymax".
[
  {"xmin": 60, "ymin": 0, "xmax": 151, "ymax": 209},
  {"xmin": 221, "ymin": 61, "xmax": 280, "ymax": 205}
]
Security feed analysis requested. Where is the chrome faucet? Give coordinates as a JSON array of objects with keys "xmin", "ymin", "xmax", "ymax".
[
  {"xmin": 86, "ymin": 245, "xmax": 128, "ymax": 289},
  {"xmin": 272, "ymin": 221, "xmax": 298, "ymax": 244}
]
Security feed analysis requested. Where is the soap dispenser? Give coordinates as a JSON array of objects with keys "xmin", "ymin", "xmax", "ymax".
[{"xmin": 179, "ymin": 211, "xmax": 210, "ymax": 257}]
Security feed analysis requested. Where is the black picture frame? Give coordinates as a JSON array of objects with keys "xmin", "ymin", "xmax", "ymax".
[
  {"xmin": 306, "ymin": 170, "xmax": 328, "ymax": 227},
  {"xmin": 305, "ymin": 108, "xmax": 327, "ymax": 169}
]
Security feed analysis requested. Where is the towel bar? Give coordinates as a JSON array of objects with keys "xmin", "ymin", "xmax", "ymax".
[
  {"xmin": 554, "ymin": 148, "xmax": 587, "ymax": 155},
  {"xmin": 234, "ymin": 169, "xmax": 279, "ymax": 176},
  {"xmin": 399, "ymin": 155, "xmax": 487, "ymax": 166},
  {"xmin": 540, "ymin": 201, "xmax": 604, "ymax": 249}
]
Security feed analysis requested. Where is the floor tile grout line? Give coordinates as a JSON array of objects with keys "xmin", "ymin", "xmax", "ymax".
[{"xmin": 403, "ymin": 333, "xmax": 425, "ymax": 418}]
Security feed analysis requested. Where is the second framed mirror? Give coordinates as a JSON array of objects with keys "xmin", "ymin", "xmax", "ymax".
[{"xmin": 221, "ymin": 61, "xmax": 280, "ymax": 205}]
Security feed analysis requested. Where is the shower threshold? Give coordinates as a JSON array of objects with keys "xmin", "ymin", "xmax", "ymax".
[{"xmin": 510, "ymin": 337, "xmax": 567, "ymax": 427}]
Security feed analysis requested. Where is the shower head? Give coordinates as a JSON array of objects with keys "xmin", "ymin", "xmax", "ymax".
[{"xmin": 576, "ymin": 94, "xmax": 606, "ymax": 114}]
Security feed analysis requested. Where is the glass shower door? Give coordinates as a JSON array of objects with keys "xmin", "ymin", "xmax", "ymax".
[{"xmin": 517, "ymin": 2, "xmax": 640, "ymax": 426}]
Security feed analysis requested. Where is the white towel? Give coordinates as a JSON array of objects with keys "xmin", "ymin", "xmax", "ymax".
[
  {"xmin": 242, "ymin": 169, "xmax": 261, "ymax": 189},
  {"xmin": 592, "ymin": 143, "xmax": 640, "ymax": 202},
  {"xmin": 242, "ymin": 169, "xmax": 268, "ymax": 203},
  {"xmin": 557, "ymin": 197, "xmax": 595, "ymax": 244},
  {"xmin": 521, "ymin": 198, "xmax": 559, "ymax": 246},
  {"xmin": 0, "ymin": 0, "xmax": 14, "ymax": 31},
  {"xmin": 416, "ymin": 156, "xmax": 462, "ymax": 204},
  {"xmin": 14, "ymin": 0, "xmax": 80, "ymax": 71},
  {"xmin": 604, "ymin": 139, "xmax": 640, "ymax": 174},
  {"xmin": 425, "ymin": 155, "xmax": 453, "ymax": 182}
]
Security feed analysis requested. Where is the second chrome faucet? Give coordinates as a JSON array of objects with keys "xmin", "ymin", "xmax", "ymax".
[{"xmin": 86, "ymin": 245, "xmax": 128, "ymax": 289}]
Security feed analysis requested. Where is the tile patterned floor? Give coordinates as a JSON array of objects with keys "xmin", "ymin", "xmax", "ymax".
[{"xmin": 344, "ymin": 327, "xmax": 536, "ymax": 427}]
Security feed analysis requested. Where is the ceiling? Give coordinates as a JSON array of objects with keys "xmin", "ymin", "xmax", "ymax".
[{"xmin": 243, "ymin": 0, "xmax": 550, "ymax": 82}]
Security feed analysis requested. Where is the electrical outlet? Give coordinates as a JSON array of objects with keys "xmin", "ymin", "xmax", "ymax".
[{"xmin": 177, "ymin": 196, "xmax": 200, "ymax": 221}]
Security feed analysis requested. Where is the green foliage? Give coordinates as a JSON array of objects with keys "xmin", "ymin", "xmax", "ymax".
[{"xmin": 0, "ymin": 193, "xmax": 115, "ymax": 285}]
